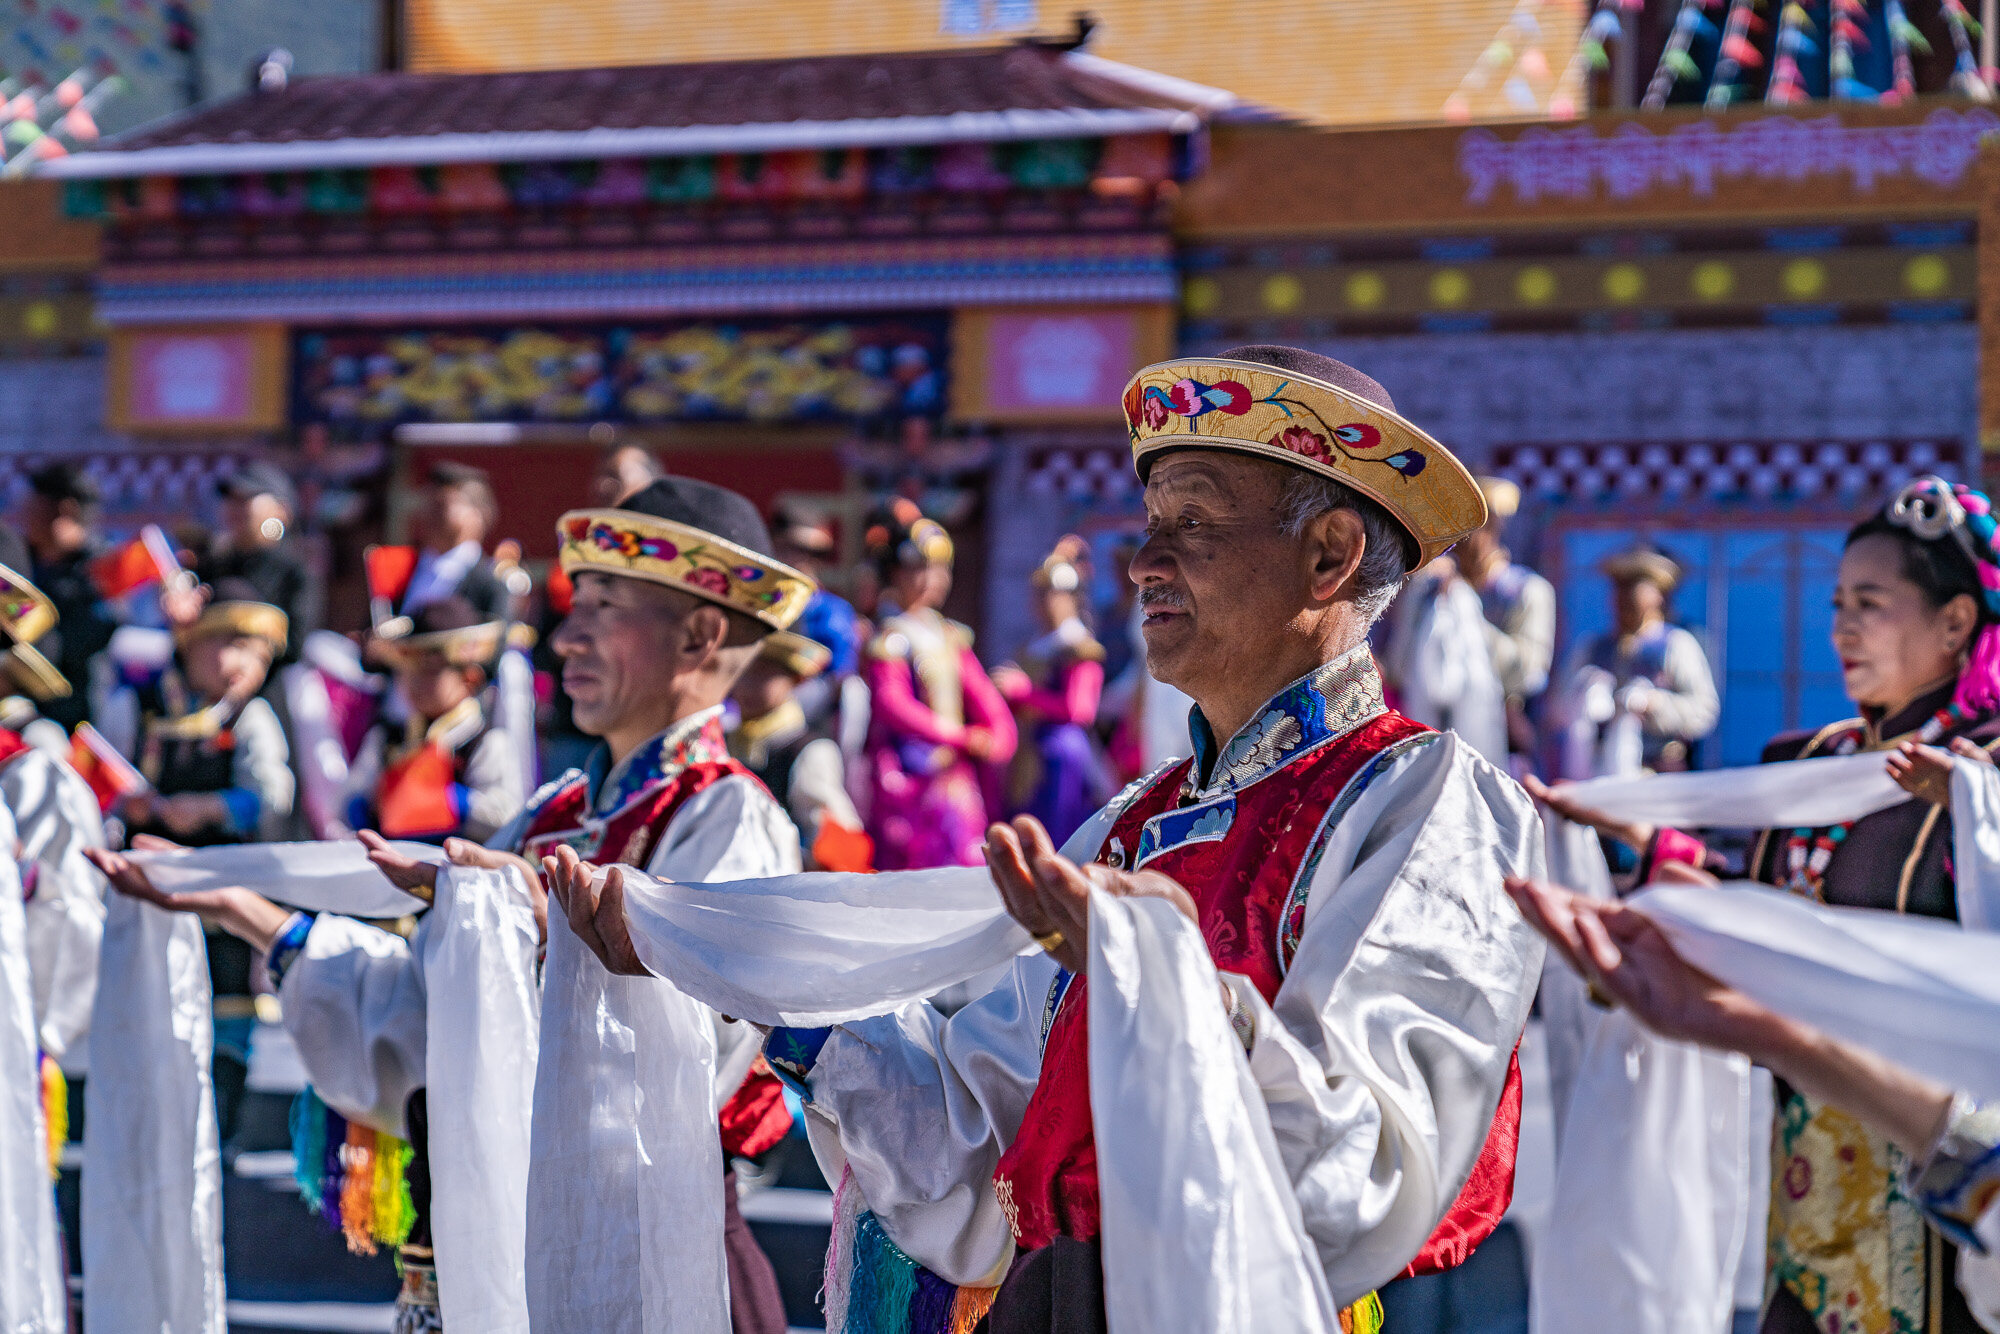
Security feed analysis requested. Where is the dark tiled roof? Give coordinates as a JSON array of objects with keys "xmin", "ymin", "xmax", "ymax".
[{"xmin": 107, "ymin": 44, "xmax": 1203, "ymax": 151}]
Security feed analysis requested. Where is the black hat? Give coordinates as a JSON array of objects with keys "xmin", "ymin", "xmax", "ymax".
[
  {"xmin": 218, "ymin": 460, "xmax": 298, "ymax": 515},
  {"xmin": 29, "ymin": 461, "xmax": 98, "ymax": 507},
  {"xmin": 622, "ymin": 477, "xmax": 777, "ymax": 556}
]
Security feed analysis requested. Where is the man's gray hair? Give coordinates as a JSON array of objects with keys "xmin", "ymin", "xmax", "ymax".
[{"xmin": 1275, "ymin": 471, "xmax": 1413, "ymax": 624}]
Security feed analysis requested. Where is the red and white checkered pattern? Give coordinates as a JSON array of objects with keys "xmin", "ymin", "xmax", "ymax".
[{"xmin": 1488, "ymin": 439, "xmax": 1966, "ymax": 505}]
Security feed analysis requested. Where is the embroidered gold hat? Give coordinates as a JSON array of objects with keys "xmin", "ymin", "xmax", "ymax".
[
  {"xmin": 759, "ymin": 630, "xmax": 833, "ymax": 680},
  {"xmin": 1123, "ymin": 345, "xmax": 1485, "ymax": 566},
  {"xmin": 557, "ymin": 477, "xmax": 814, "ymax": 632},
  {"xmin": 0, "ymin": 559, "xmax": 68, "ymax": 702},
  {"xmin": 180, "ymin": 598, "xmax": 289, "ymax": 654},
  {"xmin": 372, "ymin": 597, "xmax": 536, "ymax": 671},
  {"xmin": 1602, "ymin": 544, "xmax": 1682, "ymax": 592}
]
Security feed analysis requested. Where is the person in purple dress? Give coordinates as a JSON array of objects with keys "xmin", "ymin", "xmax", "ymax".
[
  {"xmin": 860, "ymin": 501, "xmax": 1016, "ymax": 869},
  {"xmin": 995, "ymin": 536, "xmax": 1107, "ymax": 847}
]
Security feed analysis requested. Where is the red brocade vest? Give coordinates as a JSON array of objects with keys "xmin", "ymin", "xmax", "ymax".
[
  {"xmin": 991, "ymin": 710, "xmax": 1523, "ymax": 1278},
  {"xmin": 518, "ymin": 721, "xmax": 793, "ymax": 1161}
]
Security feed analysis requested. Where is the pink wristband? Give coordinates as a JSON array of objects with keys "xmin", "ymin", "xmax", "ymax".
[{"xmin": 1648, "ymin": 826, "xmax": 1708, "ymax": 881}]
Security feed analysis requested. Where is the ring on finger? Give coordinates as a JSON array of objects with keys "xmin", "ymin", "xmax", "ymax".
[{"xmin": 1032, "ymin": 928, "xmax": 1065, "ymax": 955}]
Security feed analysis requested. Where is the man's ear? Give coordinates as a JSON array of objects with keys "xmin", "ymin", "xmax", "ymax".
[
  {"xmin": 680, "ymin": 603, "xmax": 730, "ymax": 666},
  {"xmin": 1308, "ymin": 507, "xmax": 1367, "ymax": 604}
]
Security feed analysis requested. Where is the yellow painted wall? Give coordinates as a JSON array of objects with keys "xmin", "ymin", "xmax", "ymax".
[{"xmin": 406, "ymin": 0, "xmax": 1587, "ymax": 129}]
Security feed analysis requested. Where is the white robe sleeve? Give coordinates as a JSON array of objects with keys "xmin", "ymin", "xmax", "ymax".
[
  {"xmin": 460, "ymin": 726, "xmax": 528, "ymax": 846},
  {"xmin": 231, "ymin": 696, "xmax": 296, "ymax": 839},
  {"xmin": 790, "ymin": 801, "xmax": 1126, "ymax": 1285},
  {"xmin": 789, "ymin": 735, "xmax": 862, "ymax": 843},
  {"xmin": 1228, "ymin": 733, "xmax": 1546, "ymax": 1299},
  {"xmin": 1486, "ymin": 571, "xmax": 1555, "ymax": 702},
  {"xmin": 277, "ymin": 915, "xmax": 430, "ymax": 1138},
  {"xmin": 7, "ymin": 750, "xmax": 109, "ymax": 1069},
  {"xmin": 1641, "ymin": 627, "xmax": 1720, "ymax": 742}
]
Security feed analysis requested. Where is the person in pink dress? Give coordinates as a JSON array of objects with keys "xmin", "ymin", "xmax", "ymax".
[
  {"xmin": 861, "ymin": 501, "xmax": 1016, "ymax": 869},
  {"xmin": 994, "ymin": 536, "xmax": 1108, "ymax": 847}
]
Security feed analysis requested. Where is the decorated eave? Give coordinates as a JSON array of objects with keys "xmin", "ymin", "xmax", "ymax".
[
  {"xmin": 37, "ymin": 44, "xmax": 1238, "ymax": 180},
  {"xmin": 57, "ymin": 43, "xmax": 1248, "ymax": 326}
]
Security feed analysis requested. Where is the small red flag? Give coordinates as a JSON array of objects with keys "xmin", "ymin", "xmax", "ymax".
[
  {"xmin": 377, "ymin": 743, "xmax": 462, "ymax": 840},
  {"xmin": 88, "ymin": 525, "xmax": 180, "ymax": 600},
  {"xmin": 810, "ymin": 820, "xmax": 874, "ymax": 874},
  {"xmin": 545, "ymin": 563, "xmax": 574, "ymax": 616},
  {"xmin": 68, "ymin": 723, "xmax": 147, "ymax": 814},
  {"xmin": 364, "ymin": 545, "xmax": 419, "ymax": 607}
]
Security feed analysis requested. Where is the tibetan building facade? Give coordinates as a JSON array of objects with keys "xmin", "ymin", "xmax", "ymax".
[
  {"xmin": 44, "ymin": 41, "xmax": 1219, "ymax": 629},
  {"xmin": 1169, "ymin": 100, "xmax": 1990, "ymax": 766},
  {"xmin": 30, "ymin": 1, "xmax": 2000, "ymax": 738}
]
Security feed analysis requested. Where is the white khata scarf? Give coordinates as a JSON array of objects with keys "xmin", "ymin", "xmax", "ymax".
[
  {"xmin": 103, "ymin": 813, "xmax": 1479, "ymax": 1334},
  {"xmin": 1532, "ymin": 750, "xmax": 2000, "ymax": 1334},
  {"xmin": 1, "ymin": 809, "xmax": 65, "ymax": 1334}
]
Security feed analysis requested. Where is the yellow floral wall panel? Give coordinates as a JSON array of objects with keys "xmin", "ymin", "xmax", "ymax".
[{"xmin": 405, "ymin": 0, "xmax": 1586, "ymax": 128}]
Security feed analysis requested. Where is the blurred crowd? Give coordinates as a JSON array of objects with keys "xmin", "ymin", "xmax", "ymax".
[{"xmin": 0, "ymin": 442, "xmax": 1745, "ymax": 910}]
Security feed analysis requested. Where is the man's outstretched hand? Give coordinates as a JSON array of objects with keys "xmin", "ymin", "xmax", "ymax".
[
  {"xmin": 442, "ymin": 837, "xmax": 548, "ymax": 943},
  {"xmin": 85, "ymin": 838, "xmax": 294, "ymax": 955},
  {"xmin": 542, "ymin": 844, "xmax": 653, "ymax": 976},
  {"xmin": 983, "ymin": 815, "xmax": 1196, "ymax": 975},
  {"xmin": 358, "ymin": 829, "xmax": 440, "ymax": 898}
]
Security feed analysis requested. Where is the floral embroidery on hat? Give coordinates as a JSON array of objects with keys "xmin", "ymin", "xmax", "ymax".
[
  {"xmin": 684, "ymin": 568, "xmax": 730, "ymax": 597},
  {"xmin": 1269, "ymin": 425, "xmax": 1330, "ymax": 463},
  {"xmin": 1332, "ymin": 423, "xmax": 1382, "ymax": 449},
  {"xmin": 557, "ymin": 509, "xmax": 812, "ymax": 630},
  {"xmin": 1151, "ymin": 377, "xmax": 1251, "ymax": 425}
]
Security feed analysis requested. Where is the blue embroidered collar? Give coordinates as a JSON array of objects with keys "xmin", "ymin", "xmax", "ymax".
[
  {"xmin": 1185, "ymin": 644, "xmax": 1386, "ymax": 800},
  {"xmin": 584, "ymin": 705, "xmax": 728, "ymax": 816}
]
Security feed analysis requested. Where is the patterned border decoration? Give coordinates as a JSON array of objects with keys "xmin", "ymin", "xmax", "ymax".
[
  {"xmin": 1026, "ymin": 438, "xmax": 1972, "ymax": 512},
  {"xmin": 1023, "ymin": 444, "xmax": 1142, "ymax": 504},
  {"xmin": 1487, "ymin": 438, "xmax": 1967, "ymax": 506},
  {"xmin": 97, "ymin": 234, "xmax": 1177, "ymax": 325}
]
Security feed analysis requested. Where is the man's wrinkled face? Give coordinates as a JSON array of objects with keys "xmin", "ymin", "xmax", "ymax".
[
  {"xmin": 1129, "ymin": 451, "xmax": 1311, "ymax": 699},
  {"xmin": 549, "ymin": 572, "xmax": 684, "ymax": 739}
]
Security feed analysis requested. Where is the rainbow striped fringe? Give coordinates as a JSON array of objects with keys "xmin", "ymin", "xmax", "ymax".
[
  {"xmin": 1339, "ymin": 1290, "xmax": 1384, "ymax": 1333},
  {"xmin": 822, "ymin": 1168, "xmax": 996, "ymax": 1334},
  {"xmin": 38, "ymin": 1054, "xmax": 65, "ymax": 1180},
  {"xmin": 291, "ymin": 1086, "xmax": 415, "ymax": 1257}
]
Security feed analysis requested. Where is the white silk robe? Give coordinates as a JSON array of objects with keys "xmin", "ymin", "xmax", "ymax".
[
  {"xmin": 5, "ymin": 747, "xmax": 108, "ymax": 1074},
  {"xmin": 790, "ymin": 687, "xmax": 1546, "ymax": 1308},
  {"xmin": 277, "ymin": 708, "xmax": 799, "ymax": 1333}
]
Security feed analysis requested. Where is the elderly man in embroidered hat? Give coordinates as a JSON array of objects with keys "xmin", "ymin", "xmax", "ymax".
[
  {"xmin": 554, "ymin": 345, "xmax": 1548, "ymax": 1332},
  {"xmin": 89, "ymin": 477, "xmax": 815, "ymax": 1334}
]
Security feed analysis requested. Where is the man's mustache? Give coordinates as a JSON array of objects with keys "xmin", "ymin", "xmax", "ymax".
[{"xmin": 1139, "ymin": 588, "xmax": 1187, "ymax": 612}]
